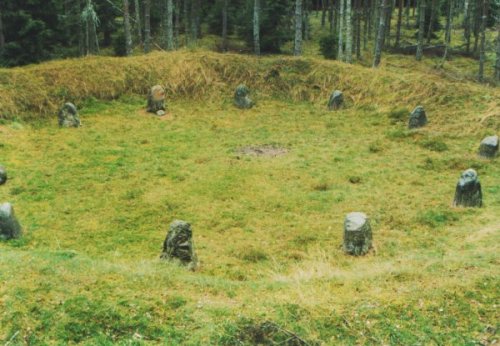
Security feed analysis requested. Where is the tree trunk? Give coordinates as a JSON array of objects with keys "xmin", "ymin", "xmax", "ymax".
[
  {"xmin": 135, "ymin": 0, "xmax": 142, "ymax": 44},
  {"xmin": 338, "ymin": 0, "xmax": 345, "ymax": 60},
  {"xmin": 426, "ymin": 0, "xmax": 436, "ymax": 43},
  {"xmin": 144, "ymin": 0, "xmax": 151, "ymax": 52},
  {"xmin": 124, "ymin": 0, "xmax": 133, "ymax": 56},
  {"xmin": 0, "ymin": 7, "xmax": 5, "ymax": 50},
  {"xmin": 304, "ymin": 1, "xmax": 311, "ymax": 41},
  {"xmin": 174, "ymin": 0, "xmax": 180, "ymax": 48},
  {"xmin": 166, "ymin": 0, "xmax": 174, "ymax": 50},
  {"xmin": 478, "ymin": 0, "xmax": 487, "ymax": 82},
  {"xmin": 363, "ymin": 0, "xmax": 369, "ymax": 50},
  {"xmin": 78, "ymin": 0, "xmax": 84, "ymax": 56},
  {"xmin": 184, "ymin": 0, "xmax": 190, "ymax": 45},
  {"xmin": 190, "ymin": 0, "xmax": 198, "ymax": 42},
  {"xmin": 355, "ymin": 0, "xmax": 361, "ymax": 58},
  {"xmin": 440, "ymin": 0, "xmax": 452, "ymax": 66},
  {"xmin": 321, "ymin": 0, "xmax": 327, "ymax": 27},
  {"xmin": 395, "ymin": 0, "xmax": 403, "ymax": 47},
  {"xmin": 253, "ymin": 0, "xmax": 260, "ymax": 55},
  {"xmin": 295, "ymin": 0, "xmax": 303, "ymax": 56},
  {"xmin": 345, "ymin": 0, "xmax": 353, "ymax": 62},
  {"xmin": 384, "ymin": 0, "xmax": 392, "ymax": 47},
  {"xmin": 373, "ymin": 0, "xmax": 388, "ymax": 67},
  {"xmin": 405, "ymin": 0, "xmax": 410, "ymax": 29},
  {"xmin": 495, "ymin": 20, "xmax": 500, "ymax": 81},
  {"xmin": 463, "ymin": 0, "xmax": 471, "ymax": 53},
  {"xmin": 416, "ymin": 0, "xmax": 425, "ymax": 61},
  {"xmin": 222, "ymin": 0, "xmax": 228, "ymax": 51}
]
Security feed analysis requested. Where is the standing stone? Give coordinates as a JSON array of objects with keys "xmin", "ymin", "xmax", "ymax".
[
  {"xmin": 161, "ymin": 220, "xmax": 198, "ymax": 270},
  {"xmin": 0, "ymin": 166, "xmax": 6, "ymax": 185},
  {"xmin": 58, "ymin": 103, "xmax": 81, "ymax": 128},
  {"xmin": 343, "ymin": 212, "xmax": 372, "ymax": 256},
  {"xmin": 328, "ymin": 90, "xmax": 344, "ymax": 110},
  {"xmin": 408, "ymin": 106, "xmax": 427, "ymax": 129},
  {"xmin": 234, "ymin": 85, "xmax": 254, "ymax": 109},
  {"xmin": 479, "ymin": 135, "xmax": 499, "ymax": 158},
  {"xmin": 147, "ymin": 85, "xmax": 167, "ymax": 116},
  {"xmin": 0, "ymin": 203, "xmax": 22, "ymax": 240},
  {"xmin": 453, "ymin": 169, "xmax": 482, "ymax": 207}
]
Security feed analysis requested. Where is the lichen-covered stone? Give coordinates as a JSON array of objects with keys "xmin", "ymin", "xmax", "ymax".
[
  {"xmin": 58, "ymin": 103, "xmax": 81, "ymax": 128},
  {"xmin": 0, "ymin": 203, "xmax": 22, "ymax": 240},
  {"xmin": 453, "ymin": 169, "xmax": 482, "ymax": 207},
  {"xmin": 479, "ymin": 135, "xmax": 499, "ymax": 158},
  {"xmin": 161, "ymin": 220, "xmax": 198, "ymax": 270},
  {"xmin": 234, "ymin": 85, "xmax": 254, "ymax": 109},
  {"xmin": 0, "ymin": 166, "xmax": 6, "ymax": 185},
  {"xmin": 147, "ymin": 85, "xmax": 167, "ymax": 116},
  {"xmin": 328, "ymin": 90, "xmax": 343, "ymax": 110},
  {"xmin": 343, "ymin": 212, "xmax": 372, "ymax": 256},
  {"xmin": 408, "ymin": 106, "xmax": 427, "ymax": 129}
]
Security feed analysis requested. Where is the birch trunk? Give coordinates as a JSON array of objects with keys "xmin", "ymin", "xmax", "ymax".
[{"xmin": 495, "ymin": 20, "xmax": 500, "ymax": 81}]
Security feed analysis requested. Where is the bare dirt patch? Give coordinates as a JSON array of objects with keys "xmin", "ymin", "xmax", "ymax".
[{"xmin": 236, "ymin": 145, "xmax": 289, "ymax": 157}]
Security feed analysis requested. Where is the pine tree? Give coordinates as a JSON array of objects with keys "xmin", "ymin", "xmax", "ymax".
[
  {"xmin": 416, "ymin": 0, "xmax": 425, "ymax": 61},
  {"xmin": 338, "ymin": 0, "xmax": 345, "ymax": 60},
  {"xmin": 253, "ymin": 0, "xmax": 260, "ymax": 55},
  {"xmin": 395, "ymin": 0, "xmax": 403, "ymax": 47},
  {"xmin": 345, "ymin": 0, "xmax": 353, "ymax": 62},
  {"xmin": 123, "ymin": 0, "xmax": 132, "ymax": 55},
  {"xmin": 222, "ymin": 0, "xmax": 228, "ymax": 52},
  {"xmin": 478, "ymin": 0, "xmax": 488, "ymax": 82},
  {"xmin": 135, "ymin": 0, "xmax": 142, "ymax": 44},
  {"xmin": 144, "ymin": 0, "xmax": 151, "ymax": 52},
  {"xmin": 294, "ymin": 0, "xmax": 303, "ymax": 56},
  {"xmin": 166, "ymin": 0, "xmax": 174, "ymax": 50},
  {"xmin": 373, "ymin": 0, "xmax": 387, "ymax": 67},
  {"xmin": 496, "ymin": 17, "xmax": 500, "ymax": 81}
]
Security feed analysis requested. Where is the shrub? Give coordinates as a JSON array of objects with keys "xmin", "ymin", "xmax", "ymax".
[{"xmin": 319, "ymin": 34, "xmax": 338, "ymax": 60}]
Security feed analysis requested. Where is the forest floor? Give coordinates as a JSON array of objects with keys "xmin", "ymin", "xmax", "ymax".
[{"xmin": 0, "ymin": 76, "xmax": 499, "ymax": 344}]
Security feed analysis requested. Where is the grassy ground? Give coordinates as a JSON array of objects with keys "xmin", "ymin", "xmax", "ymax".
[
  {"xmin": 0, "ymin": 85, "xmax": 498, "ymax": 344},
  {"xmin": 0, "ymin": 9, "xmax": 499, "ymax": 345}
]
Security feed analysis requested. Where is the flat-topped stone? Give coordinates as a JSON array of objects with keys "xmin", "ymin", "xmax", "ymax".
[
  {"xmin": 0, "ymin": 203, "xmax": 22, "ymax": 240},
  {"xmin": 479, "ymin": 135, "xmax": 498, "ymax": 158},
  {"xmin": 343, "ymin": 212, "xmax": 372, "ymax": 256}
]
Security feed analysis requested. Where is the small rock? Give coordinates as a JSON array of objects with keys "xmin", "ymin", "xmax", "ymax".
[
  {"xmin": 0, "ymin": 203, "xmax": 22, "ymax": 240},
  {"xmin": 453, "ymin": 169, "xmax": 482, "ymax": 207},
  {"xmin": 0, "ymin": 166, "xmax": 6, "ymax": 185},
  {"xmin": 161, "ymin": 220, "xmax": 198, "ymax": 270},
  {"xmin": 147, "ymin": 85, "xmax": 167, "ymax": 114},
  {"xmin": 58, "ymin": 103, "xmax": 81, "ymax": 128},
  {"xmin": 343, "ymin": 212, "xmax": 372, "ymax": 256},
  {"xmin": 234, "ymin": 85, "xmax": 254, "ymax": 109},
  {"xmin": 156, "ymin": 110, "xmax": 166, "ymax": 116},
  {"xmin": 408, "ymin": 106, "xmax": 427, "ymax": 129},
  {"xmin": 479, "ymin": 135, "xmax": 498, "ymax": 158},
  {"xmin": 328, "ymin": 90, "xmax": 343, "ymax": 110}
]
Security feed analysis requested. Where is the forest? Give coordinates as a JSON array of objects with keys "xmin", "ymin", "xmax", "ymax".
[{"xmin": 0, "ymin": 0, "xmax": 499, "ymax": 82}]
